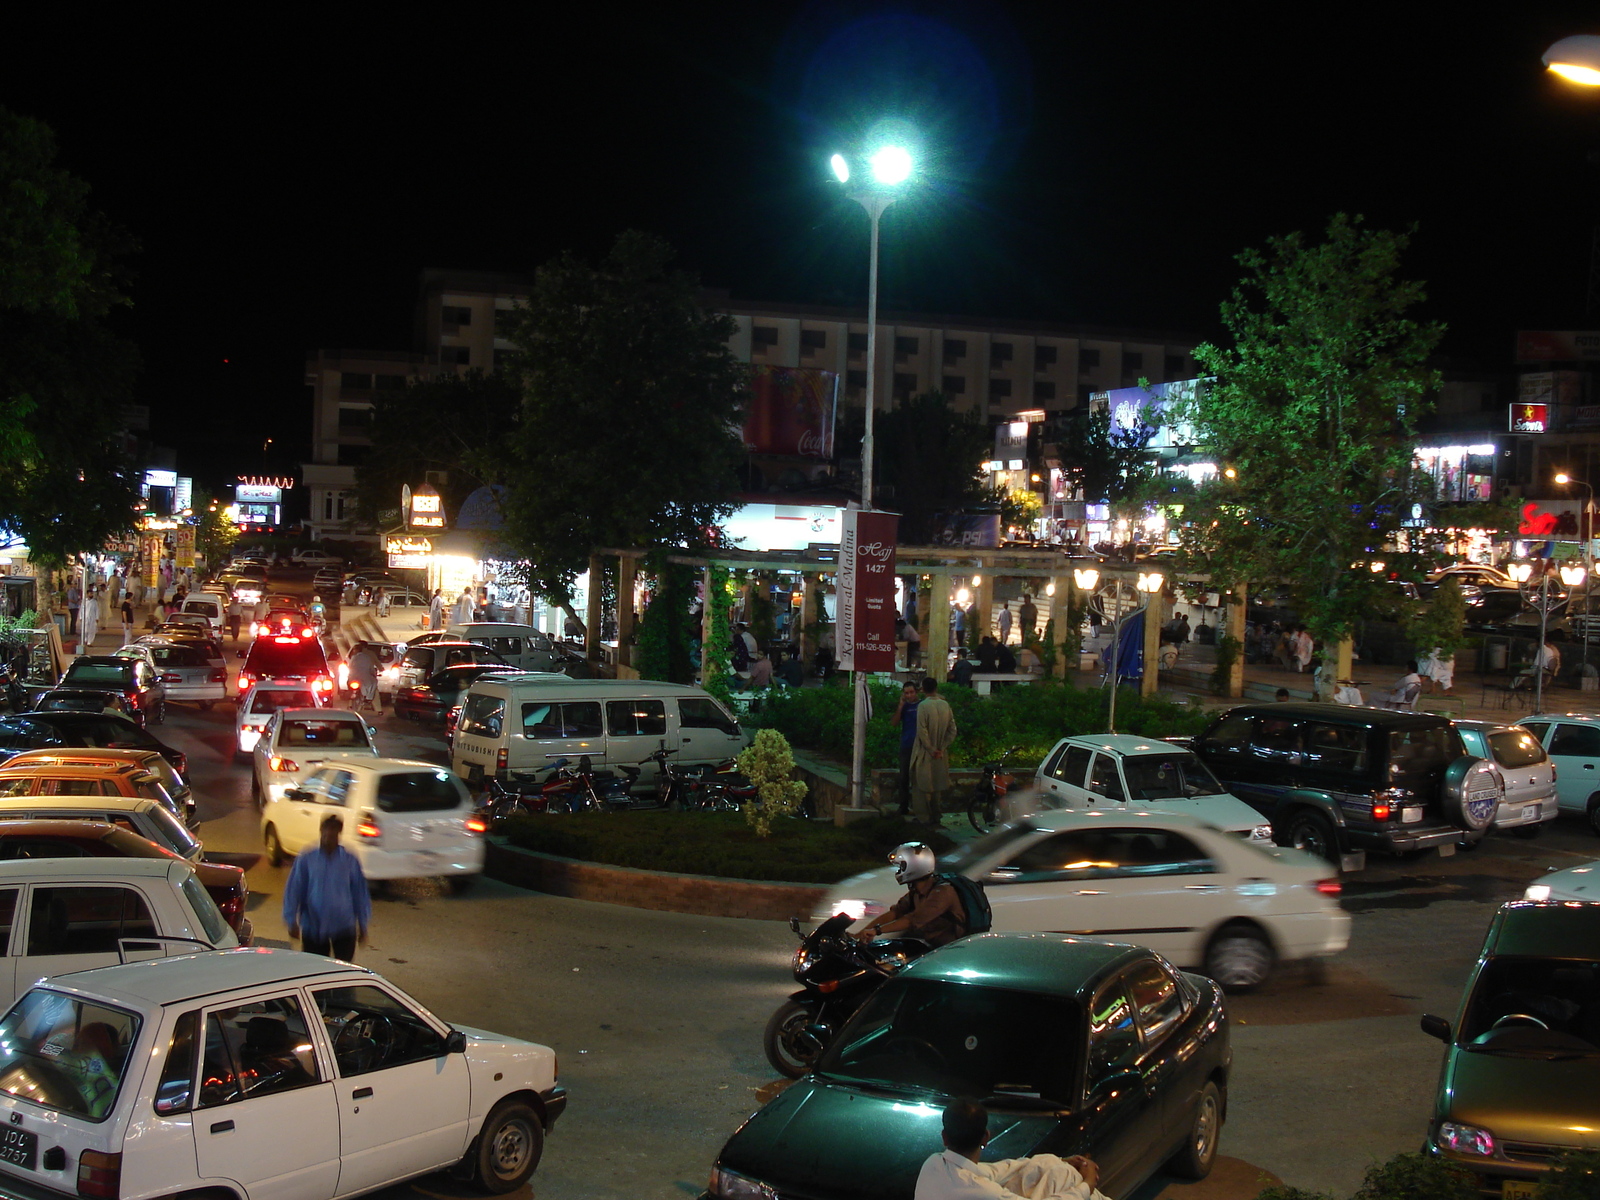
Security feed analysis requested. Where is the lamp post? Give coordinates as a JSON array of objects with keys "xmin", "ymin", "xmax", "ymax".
[{"xmin": 1556, "ymin": 473, "xmax": 1595, "ymax": 668}]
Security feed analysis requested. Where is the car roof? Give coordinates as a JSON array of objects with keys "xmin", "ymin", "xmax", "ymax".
[
  {"xmin": 69, "ymin": 656, "xmax": 131, "ymax": 668},
  {"xmin": 1524, "ymin": 713, "xmax": 1600, "ymax": 724},
  {"xmin": 1488, "ymin": 900, "xmax": 1600, "ymax": 956},
  {"xmin": 275, "ymin": 708, "xmax": 365, "ymax": 721},
  {"xmin": 1217, "ymin": 702, "xmax": 1447, "ymax": 729},
  {"xmin": 7, "ymin": 710, "xmax": 140, "ymax": 729},
  {"xmin": 0, "ymin": 760, "xmax": 143, "ymax": 778},
  {"xmin": 1022, "ymin": 809, "xmax": 1219, "ymax": 834},
  {"xmin": 0, "ymin": 857, "xmax": 177, "ymax": 881},
  {"xmin": 0, "ymin": 793, "xmax": 157, "ymax": 812},
  {"xmin": 469, "ymin": 676, "xmax": 706, "ymax": 694},
  {"xmin": 1056, "ymin": 734, "xmax": 1188, "ymax": 755},
  {"xmin": 1453, "ymin": 719, "xmax": 1526, "ymax": 735},
  {"xmin": 902, "ymin": 932, "xmax": 1146, "ymax": 997},
  {"xmin": 4, "ymin": 748, "xmax": 162, "ymax": 768},
  {"xmin": 0, "ymin": 818, "xmax": 120, "ymax": 839},
  {"xmin": 337, "ymin": 758, "xmax": 456, "ymax": 777},
  {"xmin": 47, "ymin": 947, "xmax": 367, "ymax": 1007}
]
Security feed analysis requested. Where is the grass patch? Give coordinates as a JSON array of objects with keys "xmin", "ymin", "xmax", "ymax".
[{"xmin": 498, "ymin": 811, "xmax": 954, "ymax": 884}]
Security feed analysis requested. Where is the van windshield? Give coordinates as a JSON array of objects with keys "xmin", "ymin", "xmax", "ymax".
[{"xmin": 0, "ymin": 989, "xmax": 142, "ymax": 1121}]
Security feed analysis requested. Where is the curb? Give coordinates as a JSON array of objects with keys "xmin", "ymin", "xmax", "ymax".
[{"xmin": 484, "ymin": 839, "xmax": 827, "ymax": 921}]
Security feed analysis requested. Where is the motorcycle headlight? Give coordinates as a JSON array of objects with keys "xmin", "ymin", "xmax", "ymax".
[
  {"xmin": 792, "ymin": 946, "xmax": 815, "ymax": 974},
  {"xmin": 820, "ymin": 899, "xmax": 887, "ymax": 923},
  {"xmin": 1437, "ymin": 1121, "xmax": 1496, "ymax": 1157},
  {"xmin": 709, "ymin": 1164, "xmax": 778, "ymax": 1200}
]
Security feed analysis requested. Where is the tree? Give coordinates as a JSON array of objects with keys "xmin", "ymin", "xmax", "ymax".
[
  {"xmin": 192, "ymin": 487, "xmax": 238, "ymax": 568},
  {"xmin": 1055, "ymin": 404, "xmax": 1158, "ymax": 507},
  {"xmin": 868, "ymin": 391, "xmax": 991, "ymax": 543},
  {"xmin": 1169, "ymin": 214, "xmax": 1444, "ymax": 648},
  {"xmin": 500, "ymin": 231, "xmax": 747, "ymax": 616}
]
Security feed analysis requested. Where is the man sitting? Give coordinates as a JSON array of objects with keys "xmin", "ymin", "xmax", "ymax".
[{"xmin": 916, "ymin": 1098, "xmax": 1107, "ymax": 1200}]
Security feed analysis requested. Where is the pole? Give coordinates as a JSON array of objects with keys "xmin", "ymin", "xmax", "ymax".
[
  {"xmin": 1108, "ymin": 583, "xmax": 1122, "ymax": 733},
  {"xmin": 1537, "ymin": 571, "xmax": 1549, "ymax": 712}
]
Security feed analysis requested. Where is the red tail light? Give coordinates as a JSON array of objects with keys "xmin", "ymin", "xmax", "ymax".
[
  {"xmin": 497, "ymin": 747, "xmax": 508, "ymax": 772},
  {"xmin": 465, "ymin": 815, "xmax": 488, "ymax": 834},
  {"xmin": 218, "ymin": 891, "xmax": 245, "ymax": 928},
  {"xmin": 1314, "ymin": 878, "xmax": 1342, "ymax": 896},
  {"xmin": 268, "ymin": 756, "xmax": 299, "ymax": 772},
  {"xmin": 209, "ymin": 669, "xmax": 227, "ymax": 683},
  {"xmin": 77, "ymin": 1150, "xmax": 121, "ymax": 1199},
  {"xmin": 273, "ymin": 635, "xmax": 298, "ymax": 644},
  {"xmin": 312, "ymin": 676, "xmax": 333, "ymax": 693},
  {"xmin": 356, "ymin": 815, "xmax": 381, "ymax": 839},
  {"xmin": 237, "ymin": 671, "xmax": 256, "ymax": 693},
  {"xmin": 1371, "ymin": 802, "xmax": 1390, "ymax": 821},
  {"xmin": 301, "ymin": 627, "xmax": 315, "ymax": 639}
]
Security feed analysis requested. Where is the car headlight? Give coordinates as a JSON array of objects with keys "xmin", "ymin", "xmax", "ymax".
[
  {"xmin": 816, "ymin": 899, "xmax": 888, "ymax": 923},
  {"xmin": 709, "ymin": 1165, "xmax": 776, "ymax": 1200},
  {"xmin": 1437, "ymin": 1121, "xmax": 1496, "ymax": 1157},
  {"xmin": 1249, "ymin": 824, "xmax": 1273, "ymax": 842},
  {"xmin": 1525, "ymin": 884, "xmax": 1552, "ymax": 902}
]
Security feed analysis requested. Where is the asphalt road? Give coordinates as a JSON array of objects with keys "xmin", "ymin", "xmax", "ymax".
[{"xmin": 151, "ymin": 568, "xmax": 1600, "ymax": 1200}]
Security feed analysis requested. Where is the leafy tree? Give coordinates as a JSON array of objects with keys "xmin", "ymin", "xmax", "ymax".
[
  {"xmin": 634, "ymin": 556, "xmax": 698, "ymax": 685},
  {"xmin": 1169, "ymin": 214, "xmax": 1444, "ymax": 648},
  {"xmin": 1404, "ymin": 576, "xmax": 1467, "ymax": 660},
  {"xmin": 867, "ymin": 391, "xmax": 991, "ymax": 543},
  {"xmin": 500, "ymin": 231, "xmax": 746, "ymax": 620},
  {"xmin": 736, "ymin": 729, "xmax": 810, "ymax": 837},
  {"xmin": 353, "ymin": 370, "xmax": 520, "ymax": 526},
  {"xmin": 192, "ymin": 487, "xmax": 238, "ymax": 568},
  {"xmin": 1055, "ymin": 404, "xmax": 1158, "ymax": 506}
]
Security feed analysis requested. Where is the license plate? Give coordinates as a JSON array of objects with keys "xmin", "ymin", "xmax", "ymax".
[
  {"xmin": 1522, "ymin": 805, "xmax": 1540, "ymax": 822},
  {"xmin": 0, "ymin": 1127, "xmax": 37, "ymax": 1170},
  {"xmin": 1401, "ymin": 807, "xmax": 1423, "ymax": 823},
  {"xmin": 1503, "ymin": 1180, "xmax": 1537, "ymax": 1200}
]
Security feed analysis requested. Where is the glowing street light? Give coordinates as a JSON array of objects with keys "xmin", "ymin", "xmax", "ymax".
[
  {"xmin": 1508, "ymin": 562, "xmax": 1534, "ymax": 583},
  {"xmin": 1560, "ymin": 563, "xmax": 1588, "ymax": 587},
  {"xmin": 1073, "ymin": 567, "xmax": 1100, "ymax": 591},
  {"xmin": 1544, "ymin": 35, "xmax": 1600, "ymax": 86}
]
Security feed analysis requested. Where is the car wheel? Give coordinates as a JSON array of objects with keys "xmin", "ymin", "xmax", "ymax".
[
  {"xmin": 263, "ymin": 824, "xmax": 285, "ymax": 867},
  {"xmin": 1283, "ymin": 810, "xmax": 1339, "ymax": 864},
  {"xmin": 1203, "ymin": 923, "xmax": 1274, "ymax": 991},
  {"xmin": 471, "ymin": 1100, "xmax": 543, "ymax": 1193},
  {"xmin": 198, "ymin": 701, "xmax": 213, "ymax": 712},
  {"xmin": 448, "ymin": 874, "xmax": 478, "ymax": 895},
  {"xmin": 763, "ymin": 1000, "xmax": 819, "ymax": 1079},
  {"xmin": 1588, "ymin": 797, "xmax": 1600, "ymax": 838},
  {"xmin": 1166, "ymin": 1079, "xmax": 1222, "ymax": 1180}
]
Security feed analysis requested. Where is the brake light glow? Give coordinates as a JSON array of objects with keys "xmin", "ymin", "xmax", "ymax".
[
  {"xmin": 301, "ymin": 628, "xmax": 315, "ymax": 639},
  {"xmin": 160, "ymin": 673, "xmax": 182, "ymax": 684},
  {"xmin": 209, "ymin": 669, "xmax": 227, "ymax": 683},
  {"xmin": 465, "ymin": 815, "xmax": 488, "ymax": 834},
  {"xmin": 236, "ymin": 672, "xmax": 256, "ymax": 693},
  {"xmin": 273, "ymin": 636, "xmax": 298, "ymax": 645},
  {"xmin": 269, "ymin": 757, "xmax": 299, "ymax": 772},
  {"xmin": 1371, "ymin": 802, "xmax": 1390, "ymax": 821},
  {"xmin": 356, "ymin": 815, "xmax": 381, "ymax": 839},
  {"xmin": 313, "ymin": 676, "xmax": 334, "ymax": 693},
  {"xmin": 1314, "ymin": 878, "xmax": 1341, "ymax": 896},
  {"xmin": 77, "ymin": 1149, "xmax": 121, "ymax": 1199}
]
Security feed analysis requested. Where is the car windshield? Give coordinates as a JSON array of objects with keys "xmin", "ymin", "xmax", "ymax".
[
  {"xmin": 818, "ymin": 978, "xmax": 1079, "ymax": 1102},
  {"xmin": 244, "ymin": 642, "xmax": 328, "ymax": 677},
  {"xmin": 375, "ymin": 770, "xmax": 467, "ymax": 813},
  {"xmin": 1460, "ymin": 956, "xmax": 1600, "ymax": 1058},
  {"xmin": 0, "ymin": 989, "xmax": 142, "ymax": 1121},
  {"xmin": 278, "ymin": 720, "xmax": 369, "ymax": 749},
  {"xmin": 940, "ymin": 821, "xmax": 1038, "ymax": 874},
  {"xmin": 1121, "ymin": 753, "xmax": 1227, "ymax": 800},
  {"xmin": 250, "ymin": 690, "xmax": 316, "ymax": 714},
  {"xmin": 62, "ymin": 663, "xmax": 130, "ymax": 687}
]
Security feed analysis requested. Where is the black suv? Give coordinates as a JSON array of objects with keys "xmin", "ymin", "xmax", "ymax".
[{"xmin": 1191, "ymin": 703, "xmax": 1499, "ymax": 866}]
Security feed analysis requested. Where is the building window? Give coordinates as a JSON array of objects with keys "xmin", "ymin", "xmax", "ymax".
[
  {"xmin": 894, "ymin": 336, "xmax": 919, "ymax": 359},
  {"xmin": 942, "ymin": 375, "xmax": 966, "ymax": 395},
  {"xmin": 336, "ymin": 444, "xmax": 370, "ymax": 467},
  {"xmin": 340, "ymin": 372, "xmax": 373, "ymax": 391},
  {"xmin": 751, "ymin": 325, "xmax": 779, "ymax": 348},
  {"xmin": 893, "ymin": 373, "xmax": 917, "ymax": 399},
  {"xmin": 374, "ymin": 374, "xmax": 407, "ymax": 391},
  {"xmin": 1164, "ymin": 354, "xmax": 1185, "ymax": 377},
  {"xmin": 1122, "ymin": 351, "xmax": 1144, "ymax": 373},
  {"xmin": 800, "ymin": 329, "xmax": 827, "ymax": 352},
  {"xmin": 441, "ymin": 305, "xmax": 472, "ymax": 326},
  {"xmin": 990, "ymin": 342, "xmax": 1014, "ymax": 369},
  {"xmin": 991, "ymin": 378, "xmax": 1013, "ymax": 398},
  {"xmin": 1035, "ymin": 346, "xmax": 1057, "ymax": 370},
  {"xmin": 494, "ymin": 309, "xmax": 518, "ymax": 338},
  {"xmin": 943, "ymin": 338, "xmax": 967, "ymax": 363},
  {"xmin": 846, "ymin": 369, "xmax": 867, "ymax": 391},
  {"xmin": 848, "ymin": 332, "xmax": 868, "ymax": 356},
  {"xmin": 337, "ymin": 406, "xmax": 373, "ymax": 434},
  {"xmin": 1034, "ymin": 381, "xmax": 1056, "ymax": 402},
  {"xmin": 440, "ymin": 347, "xmax": 470, "ymax": 366},
  {"xmin": 1081, "ymin": 348, "xmax": 1101, "ymax": 370}
]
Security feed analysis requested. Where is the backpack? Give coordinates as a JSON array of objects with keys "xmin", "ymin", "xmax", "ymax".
[{"xmin": 937, "ymin": 872, "xmax": 992, "ymax": 936}]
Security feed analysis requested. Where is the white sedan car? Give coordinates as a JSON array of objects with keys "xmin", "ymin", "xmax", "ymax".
[
  {"xmin": 250, "ymin": 708, "xmax": 377, "ymax": 806},
  {"xmin": 0, "ymin": 949, "xmax": 564, "ymax": 1198},
  {"xmin": 235, "ymin": 680, "xmax": 323, "ymax": 758},
  {"xmin": 1525, "ymin": 860, "xmax": 1600, "ymax": 902},
  {"xmin": 818, "ymin": 809, "xmax": 1349, "ymax": 990}
]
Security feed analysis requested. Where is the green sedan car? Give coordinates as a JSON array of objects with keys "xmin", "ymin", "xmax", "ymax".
[
  {"xmin": 1422, "ymin": 901, "xmax": 1600, "ymax": 1197},
  {"xmin": 706, "ymin": 934, "xmax": 1231, "ymax": 1200}
]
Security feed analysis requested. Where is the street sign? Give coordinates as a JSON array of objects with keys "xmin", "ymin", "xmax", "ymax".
[{"xmin": 837, "ymin": 508, "xmax": 899, "ymax": 672}]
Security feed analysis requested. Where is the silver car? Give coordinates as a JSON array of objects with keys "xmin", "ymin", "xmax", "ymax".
[
  {"xmin": 1453, "ymin": 719, "xmax": 1558, "ymax": 836},
  {"xmin": 139, "ymin": 637, "xmax": 227, "ymax": 709}
]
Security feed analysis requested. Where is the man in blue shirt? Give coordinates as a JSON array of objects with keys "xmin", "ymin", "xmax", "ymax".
[
  {"xmin": 893, "ymin": 682, "xmax": 920, "ymax": 816},
  {"xmin": 282, "ymin": 814, "xmax": 372, "ymax": 961}
]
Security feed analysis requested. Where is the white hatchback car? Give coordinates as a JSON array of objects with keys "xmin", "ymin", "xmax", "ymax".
[
  {"xmin": 1517, "ymin": 713, "xmax": 1600, "ymax": 835},
  {"xmin": 818, "ymin": 809, "xmax": 1349, "ymax": 990},
  {"xmin": 1452, "ymin": 720, "xmax": 1558, "ymax": 836},
  {"xmin": 250, "ymin": 708, "xmax": 377, "ymax": 807},
  {"xmin": 1027, "ymin": 734, "xmax": 1275, "ymax": 841},
  {"xmin": 0, "ymin": 948, "xmax": 564, "ymax": 1198},
  {"xmin": 261, "ymin": 759, "xmax": 486, "ymax": 890},
  {"xmin": 235, "ymin": 681, "xmax": 322, "ymax": 759}
]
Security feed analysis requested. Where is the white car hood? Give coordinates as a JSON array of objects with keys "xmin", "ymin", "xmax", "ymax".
[
  {"xmin": 456, "ymin": 1023, "xmax": 559, "ymax": 1091},
  {"xmin": 1525, "ymin": 861, "xmax": 1600, "ymax": 901}
]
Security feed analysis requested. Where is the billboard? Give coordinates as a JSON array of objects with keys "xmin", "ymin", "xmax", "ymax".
[
  {"xmin": 1515, "ymin": 331, "xmax": 1600, "ymax": 362},
  {"xmin": 742, "ymin": 366, "xmax": 837, "ymax": 458},
  {"xmin": 928, "ymin": 512, "xmax": 1001, "ymax": 548},
  {"xmin": 1099, "ymin": 378, "xmax": 1200, "ymax": 450},
  {"xmin": 836, "ymin": 508, "xmax": 898, "ymax": 672},
  {"xmin": 235, "ymin": 484, "xmax": 282, "ymax": 504},
  {"xmin": 174, "ymin": 526, "xmax": 195, "ymax": 570}
]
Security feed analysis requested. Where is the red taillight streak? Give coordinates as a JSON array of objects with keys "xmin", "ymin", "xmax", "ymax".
[
  {"xmin": 1371, "ymin": 803, "xmax": 1390, "ymax": 821},
  {"xmin": 1314, "ymin": 878, "xmax": 1341, "ymax": 896},
  {"xmin": 465, "ymin": 816, "xmax": 488, "ymax": 834},
  {"xmin": 496, "ymin": 747, "xmax": 508, "ymax": 771},
  {"xmin": 356, "ymin": 817, "xmax": 381, "ymax": 839}
]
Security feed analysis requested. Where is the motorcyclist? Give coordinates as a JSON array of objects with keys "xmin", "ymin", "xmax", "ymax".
[
  {"xmin": 855, "ymin": 842, "xmax": 968, "ymax": 950},
  {"xmin": 309, "ymin": 594, "xmax": 326, "ymax": 623}
]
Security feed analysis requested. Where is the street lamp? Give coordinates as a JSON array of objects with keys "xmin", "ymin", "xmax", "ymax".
[{"xmin": 1544, "ymin": 35, "xmax": 1600, "ymax": 86}]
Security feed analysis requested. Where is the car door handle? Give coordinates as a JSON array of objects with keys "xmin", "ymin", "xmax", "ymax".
[
  {"xmin": 1586, "ymin": 764, "xmax": 1596, "ymax": 770},
  {"xmin": 1184, "ymin": 884, "xmax": 1222, "ymax": 892},
  {"xmin": 352, "ymin": 1087, "xmax": 373, "ymax": 1099},
  {"xmin": 210, "ymin": 1120, "xmax": 234, "ymax": 1134}
]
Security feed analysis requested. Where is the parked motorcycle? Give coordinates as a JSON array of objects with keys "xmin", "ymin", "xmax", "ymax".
[
  {"xmin": 764, "ymin": 914, "xmax": 927, "ymax": 1078},
  {"xmin": 967, "ymin": 749, "xmax": 1020, "ymax": 833},
  {"xmin": 483, "ymin": 755, "xmax": 633, "ymax": 822}
]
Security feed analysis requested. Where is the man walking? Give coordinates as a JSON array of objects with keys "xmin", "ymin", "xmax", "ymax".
[
  {"xmin": 1018, "ymin": 593, "xmax": 1038, "ymax": 643},
  {"xmin": 79, "ymin": 587, "xmax": 100, "ymax": 650},
  {"xmin": 226, "ymin": 596, "xmax": 243, "ymax": 642},
  {"xmin": 66, "ymin": 581, "xmax": 81, "ymax": 636},
  {"xmin": 892, "ymin": 682, "xmax": 920, "ymax": 816},
  {"xmin": 997, "ymin": 602, "xmax": 1012, "ymax": 646},
  {"xmin": 910, "ymin": 677, "xmax": 956, "ymax": 828},
  {"xmin": 282, "ymin": 814, "xmax": 371, "ymax": 961},
  {"xmin": 428, "ymin": 588, "xmax": 445, "ymax": 631}
]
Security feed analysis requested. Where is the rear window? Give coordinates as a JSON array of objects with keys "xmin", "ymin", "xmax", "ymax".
[
  {"xmin": 179, "ymin": 873, "xmax": 230, "ymax": 946},
  {"xmin": 277, "ymin": 720, "xmax": 369, "ymax": 749},
  {"xmin": 374, "ymin": 770, "xmax": 468, "ymax": 813},
  {"xmin": 249, "ymin": 689, "xmax": 316, "ymax": 714},
  {"xmin": 459, "ymin": 693, "xmax": 505, "ymax": 737},
  {"xmin": 148, "ymin": 645, "xmax": 209, "ymax": 668},
  {"xmin": 0, "ymin": 989, "xmax": 142, "ymax": 1121},
  {"xmin": 1388, "ymin": 724, "xmax": 1463, "ymax": 788},
  {"xmin": 522, "ymin": 701, "xmax": 602, "ymax": 738},
  {"xmin": 146, "ymin": 804, "xmax": 201, "ymax": 859},
  {"xmin": 1488, "ymin": 730, "xmax": 1547, "ymax": 770},
  {"xmin": 244, "ymin": 640, "xmax": 329, "ymax": 678},
  {"xmin": 181, "ymin": 601, "xmax": 219, "ymax": 615},
  {"xmin": 62, "ymin": 663, "xmax": 131, "ymax": 687}
]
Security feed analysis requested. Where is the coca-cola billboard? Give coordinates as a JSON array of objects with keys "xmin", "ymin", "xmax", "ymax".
[
  {"xmin": 838, "ymin": 508, "xmax": 899, "ymax": 672},
  {"xmin": 743, "ymin": 366, "xmax": 838, "ymax": 459}
]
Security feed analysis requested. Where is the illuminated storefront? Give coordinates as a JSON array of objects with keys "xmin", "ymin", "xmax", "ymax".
[{"xmin": 1415, "ymin": 444, "xmax": 1496, "ymax": 502}]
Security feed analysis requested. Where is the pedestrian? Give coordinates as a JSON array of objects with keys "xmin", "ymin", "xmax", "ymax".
[
  {"xmin": 226, "ymin": 596, "xmax": 243, "ymax": 641},
  {"xmin": 910, "ymin": 677, "xmax": 956, "ymax": 828},
  {"xmin": 1293, "ymin": 627, "xmax": 1313, "ymax": 674},
  {"xmin": 966, "ymin": 598, "xmax": 981, "ymax": 644},
  {"xmin": 748, "ymin": 652, "xmax": 772, "ymax": 690},
  {"xmin": 904, "ymin": 588, "xmax": 918, "ymax": 631},
  {"xmin": 120, "ymin": 596, "xmax": 134, "ymax": 645},
  {"xmin": 775, "ymin": 648, "xmax": 804, "ymax": 688},
  {"xmin": 66, "ymin": 581, "xmax": 81, "ymax": 636},
  {"xmin": 282, "ymin": 814, "xmax": 371, "ymax": 961},
  {"xmin": 996, "ymin": 640, "xmax": 1018, "ymax": 674},
  {"xmin": 915, "ymin": 1098, "xmax": 1107, "ymax": 1200},
  {"xmin": 901, "ymin": 614, "xmax": 921, "ymax": 669},
  {"xmin": 348, "ymin": 642, "xmax": 383, "ymax": 713},
  {"xmin": 951, "ymin": 603, "xmax": 966, "ymax": 648},
  {"xmin": 1018, "ymin": 592, "xmax": 1038, "ymax": 643},
  {"xmin": 892, "ymin": 682, "xmax": 920, "ymax": 816},
  {"xmin": 975, "ymin": 636, "xmax": 1000, "ymax": 673},
  {"xmin": 949, "ymin": 647, "xmax": 975, "ymax": 688},
  {"xmin": 453, "ymin": 587, "xmax": 475, "ymax": 626},
  {"xmin": 428, "ymin": 588, "xmax": 445, "ymax": 631},
  {"xmin": 79, "ymin": 586, "xmax": 101, "ymax": 650},
  {"xmin": 996, "ymin": 603, "xmax": 1011, "ymax": 646}
]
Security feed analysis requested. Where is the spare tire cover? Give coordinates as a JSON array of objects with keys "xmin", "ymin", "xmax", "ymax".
[{"xmin": 1441, "ymin": 756, "xmax": 1501, "ymax": 831}]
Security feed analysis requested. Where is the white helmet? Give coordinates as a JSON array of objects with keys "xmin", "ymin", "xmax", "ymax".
[{"xmin": 889, "ymin": 842, "xmax": 936, "ymax": 885}]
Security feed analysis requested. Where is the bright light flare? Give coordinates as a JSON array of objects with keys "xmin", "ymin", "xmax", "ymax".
[
  {"xmin": 1545, "ymin": 35, "xmax": 1600, "ymax": 86},
  {"xmin": 869, "ymin": 145, "xmax": 913, "ymax": 185},
  {"xmin": 829, "ymin": 153, "xmax": 850, "ymax": 183}
]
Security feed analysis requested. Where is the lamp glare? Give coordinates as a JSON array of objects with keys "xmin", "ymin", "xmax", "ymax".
[
  {"xmin": 829, "ymin": 154, "xmax": 850, "ymax": 183},
  {"xmin": 1550, "ymin": 62, "xmax": 1600, "ymax": 86},
  {"xmin": 869, "ymin": 145, "xmax": 913, "ymax": 185}
]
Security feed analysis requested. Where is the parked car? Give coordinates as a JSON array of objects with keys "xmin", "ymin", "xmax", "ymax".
[
  {"xmin": 2, "ymin": 748, "xmax": 194, "ymax": 827},
  {"xmin": 1451, "ymin": 720, "xmax": 1559, "ymax": 837},
  {"xmin": 1026, "ymin": 735, "xmax": 1274, "ymax": 841},
  {"xmin": 292, "ymin": 548, "xmax": 344, "ymax": 567},
  {"xmin": 238, "ymin": 633, "xmax": 334, "ymax": 699},
  {"xmin": 28, "ymin": 688, "xmax": 134, "ymax": 720},
  {"xmin": 436, "ymin": 623, "xmax": 563, "ymax": 673},
  {"xmin": 1420, "ymin": 900, "xmax": 1600, "ymax": 1194},
  {"xmin": 0, "ymin": 779, "xmax": 200, "ymax": 862},
  {"xmin": 0, "ymin": 947, "xmax": 564, "ymax": 1197},
  {"xmin": 373, "ymin": 588, "xmax": 430, "ymax": 613},
  {"xmin": 236, "ymin": 680, "xmax": 322, "ymax": 758},
  {"xmin": 312, "ymin": 567, "xmax": 343, "ymax": 591},
  {"xmin": 1190, "ymin": 704, "xmax": 1499, "ymax": 867},
  {"xmin": 57, "ymin": 657, "xmax": 165, "ymax": 727},
  {"xmin": 1514, "ymin": 714, "xmax": 1600, "ymax": 835},
  {"xmin": 0, "ymin": 819, "xmax": 250, "ymax": 939},
  {"xmin": 707, "ymin": 934, "xmax": 1230, "ymax": 1200},
  {"xmin": 1430, "ymin": 564, "xmax": 1515, "ymax": 590},
  {"xmin": 177, "ymin": 595, "xmax": 225, "ymax": 634},
  {"xmin": 395, "ymin": 664, "xmax": 524, "ymax": 724},
  {"xmin": 251, "ymin": 708, "xmax": 378, "ymax": 808},
  {"xmin": 0, "ymin": 856, "xmax": 235, "ymax": 1011},
  {"xmin": 136, "ymin": 638, "xmax": 228, "ymax": 710},
  {"xmin": 1524, "ymin": 859, "xmax": 1600, "ymax": 901},
  {"xmin": 395, "ymin": 641, "xmax": 510, "ymax": 691},
  {"xmin": 0, "ymin": 712, "xmax": 186, "ymax": 779},
  {"xmin": 109, "ymin": 644, "xmax": 157, "ymax": 673},
  {"xmin": 819, "ymin": 809, "xmax": 1346, "ymax": 990},
  {"xmin": 262, "ymin": 759, "xmax": 485, "ymax": 889},
  {"xmin": 142, "ymin": 627, "xmax": 227, "ymax": 664}
]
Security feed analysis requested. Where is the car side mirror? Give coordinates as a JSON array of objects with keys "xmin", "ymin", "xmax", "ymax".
[
  {"xmin": 1420, "ymin": 1014, "xmax": 1452, "ymax": 1043},
  {"xmin": 444, "ymin": 1029, "xmax": 468, "ymax": 1055},
  {"xmin": 153, "ymin": 1087, "xmax": 191, "ymax": 1115}
]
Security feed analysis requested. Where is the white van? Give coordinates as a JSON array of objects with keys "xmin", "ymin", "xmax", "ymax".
[
  {"xmin": 444, "ymin": 623, "xmax": 561, "ymax": 673},
  {"xmin": 178, "ymin": 594, "xmax": 224, "ymax": 635},
  {"xmin": 451, "ymin": 677, "xmax": 747, "ymax": 785}
]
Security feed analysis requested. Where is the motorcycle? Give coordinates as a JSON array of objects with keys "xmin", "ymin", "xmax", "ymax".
[
  {"xmin": 764, "ymin": 914, "xmax": 927, "ymax": 1079},
  {"xmin": 483, "ymin": 756, "xmax": 632, "ymax": 822},
  {"xmin": 967, "ymin": 749, "xmax": 1019, "ymax": 833},
  {"xmin": 616, "ymin": 747, "xmax": 703, "ymax": 809}
]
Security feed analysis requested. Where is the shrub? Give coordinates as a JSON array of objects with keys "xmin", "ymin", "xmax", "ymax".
[
  {"xmin": 1538, "ymin": 1151, "xmax": 1600, "ymax": 1200},
  {"xmin": 1350, "ymin": 1154, "xmax": 1476, "ymax": 1200}
]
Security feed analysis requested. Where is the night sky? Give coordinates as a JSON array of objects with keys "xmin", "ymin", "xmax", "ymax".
[{"xmin": 5, "ymin": 4, "xmax": 1598, "ymax": 483}]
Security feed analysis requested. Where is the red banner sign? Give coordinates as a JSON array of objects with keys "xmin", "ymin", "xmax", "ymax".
[
  {"xmin": 742, "ymin": 366, "xmax": 837, "ymax": 458},
  {"xmin": 838, "ymin": 509, "xmax": 899, "ymax": 672}
]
